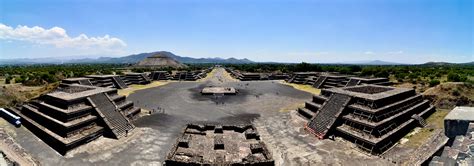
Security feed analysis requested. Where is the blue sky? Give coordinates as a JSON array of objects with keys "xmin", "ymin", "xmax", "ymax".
[{"xmin": 0, "ymin": 0, "xmax": 472, "ymax": 63}]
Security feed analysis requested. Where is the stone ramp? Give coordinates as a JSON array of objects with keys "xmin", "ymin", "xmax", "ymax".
[
  {"xmin": 345, "ymin": 78, "xmax": 360, "ymax": 87},
  {"xmin": 312, "ymin": 76, "xmax": 327, "ymax": 88},
  {"xmin": 112, "ymin": 76, "xmax": 128, "ymax": 89},
  {"xmin": 306, "ymin": 93, "xmax": 351, "ymax": 139},
  {"xmin": 89, "ymin": 93, "xmax": 134, "ymax": 139}
]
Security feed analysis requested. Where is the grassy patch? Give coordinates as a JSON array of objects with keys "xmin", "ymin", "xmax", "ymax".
[
  {"xmin": 0, "ymin": 82, "xmax": 58, "ymax": 107},
  {"xmin": 425, "ymin": 109, "xmax": 450, "ymax": 128},
  {"xmin": 280, "ymin": 81, "xmax": 321, "ymax": 95},
  {"xmin": 118, "ymin": 81, "xmax": 170, "ymax": 97},
  {"xmin": 220, "ymin": 70, "xmax": 239, "ymax": 82},
  {"xmin": 197, "ymin": 68, "xmax": 217, "ymax": 82},
  {"xmin": 403, "ymin": 109, "xmax": 450, "ymax": 147}
]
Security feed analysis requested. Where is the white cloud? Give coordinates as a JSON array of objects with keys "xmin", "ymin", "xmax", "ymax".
[
  {"xmin": 0, "ymin": 23, "xmax": 126, "ymax": 51},
  {"xmin": 387, "ymin": 50, "xmax": 403, "ymax": 54},
  {"xmin": 364, "ymin": 51, "xmax": 374, "ymax": 55}
]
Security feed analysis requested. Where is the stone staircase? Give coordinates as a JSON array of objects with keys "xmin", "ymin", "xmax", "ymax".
[
  {"xmin": 345, "ymin": 78, "xmax": 360, "ymax": 87},
  {"xmin": 312, "ymin": 76, "xmax": 327, "ymax": 88},
  {"xmin": 151, "ymin": 73, "xmax": 159, "ymax": 80},
  {"xmin": 141, "ymin": 73, "xmax": 152, "ymax": 82},
  {"xmin": 306, "ymin": 93, "xmax": 351, "ymax": 139},
  {"xmin": 89, "ymin": 93, "xmax": 134, "ymax": 139},
  {"xmin": 112, "ymin": 76, "xmax": 128, "ymax": 89},
  {"xmin": 78, "ymin": 79, "xmax": 93, "ymax": 86},
  {"xmin": 411, "ymin": 114, "xmax": 427, "ymax": 127}
]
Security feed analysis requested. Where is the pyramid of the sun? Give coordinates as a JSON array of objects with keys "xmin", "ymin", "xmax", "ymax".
[{"xmin": 136, "ymin": 53, "xmax": 187, "ymax": 68}]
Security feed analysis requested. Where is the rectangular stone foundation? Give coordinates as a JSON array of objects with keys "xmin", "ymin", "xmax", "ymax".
[
  {"xmin": 165, "ymin": 124, "xmax": 274, "ymax": 165},
  {"xmin": 201, "ymin": 87, "xmax": 237, "ymax": 95}
]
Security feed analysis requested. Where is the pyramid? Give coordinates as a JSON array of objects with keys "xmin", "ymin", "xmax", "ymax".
[{"xmin": 136, "ymin": 53, "xmax": 187, "ymax": 68}]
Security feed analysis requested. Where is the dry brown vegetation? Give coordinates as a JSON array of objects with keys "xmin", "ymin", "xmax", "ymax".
[
  {"xmin": 423, "ymin": 82, "xmax": 473, "ymax": 109},
  {"xmin": 0, "ymin": 82, "xmax": 58, "ymax": 107}
]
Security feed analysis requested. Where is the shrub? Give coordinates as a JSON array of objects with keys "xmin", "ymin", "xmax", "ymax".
[
  {"xmin": 447, "ymin": 72, "xmax": 461, "ymax": 82},
  {"xmin": 429, "ymin": 79, "xmax": 440, "ymax": 87},
  {"xmin": 5, "ymin": 75, "xmax": 11, "ymax": 84},
  {"xmin": 452, "ymin": 89, "xmax": 460, "ymax": 96}
]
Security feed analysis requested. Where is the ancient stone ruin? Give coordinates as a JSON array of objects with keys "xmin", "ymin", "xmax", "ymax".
[
  {"xmin": 287, "ymin": 72, "xmax": 391, "ymax": 89},
  {"xmin": 298, "ymin": 84, "xmax": 435, "ymax": 154},
  {"xmin": 9, "ymin": 84, "xmax": 140, "ymax": 155},
  {"xmin": 313, "ymin": 76, "xmax": 392, "ymax": 89},
  {"xmin": 122, "ymin": 73, "xmax": 152, "ymax": 85},
  {"xmin": 150, "ymin": 71, "xmax": 172, "ymax": 80},
  {"xmin": 135, "ymin": 53, "xmax": 187, "ymax": 68},
  {"xmin": 225, "ymin": 68, "xmax": 290, "ymax": 81},
  {"xmin": 171, "ymin": 71, "xmax": 207, "ymax": 81},
  {"xmin": 164, "ymin": 124, "xmax": 274, "ymax": 166},
  {"xmin": 86, "ymin": 75, "xmax": 128, "ymax": 89},
  {"xmin": 287, "ymin": 72, "xmax": 319, "ymax": 84},
  {"xmin": 61, "ymin": 77, "xmax": 94, "ymax": 86},
  {"xmin": 429, "ymin": 107, "xmax": 474, "ymax": 165},
  {"xmin": 238, "ymin": 73, "xmax": 263, "ymax": 81},
  {"xmin": 201, "ymin": 86, "xmax": 237, "ymax": 95}
]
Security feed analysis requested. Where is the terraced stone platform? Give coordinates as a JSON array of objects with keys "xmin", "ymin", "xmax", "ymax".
[
  {"xmin": 170, "ymin": 69, "xmax": 211, "ymax": 81},
  {"xmin": 225, "ymin": 68, "xmax": 290, "ymax": 81},
  {"xmin": 123, "ymin": 73, "xmax": 151, "ymax": 85},
  {"xmin": 150, "ymin": 71, "xmax": 172, "ymax": 80},
  {"xmin": 287, "ymin": 73, "xmax": 391, "ymax": 89},
  {"xmin": 300, "ymin": 84, "xmax": 436, "ymax": 154},
  {"xmin": 86, "ymin": 75, "xmax": 128, "ymax": 89},
  {"xmin": 10, "ymin": 84, "xmax": 139, "ymax": 155}
]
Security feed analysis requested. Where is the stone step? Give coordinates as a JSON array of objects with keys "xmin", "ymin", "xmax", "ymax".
[
  {"xmin": 21, "ymin": 105, "xmax": 97, "ymax": 138},
  {"xmin": 312, "ymin": 95, "xmax": 328, "ymax": 104},
  {"xmin": 297, "ymin": 108, "xmax": 316, "ymax": 120},
  {"xmin": 123, "ymin": 107, "xmax": 141, "ymax": 119},
  {"xmin": 305, "ymin": 102, "xmax": 321, "ymax": 112}
]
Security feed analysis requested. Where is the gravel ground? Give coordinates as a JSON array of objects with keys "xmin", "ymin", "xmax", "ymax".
[{"xmin": 0, "ymin": 68, "xmax": 393, "ymax": 165}]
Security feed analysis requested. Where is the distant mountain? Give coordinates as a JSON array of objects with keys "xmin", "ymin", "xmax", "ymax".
[
  {"xmin": 340, "ymin": 60, "xmax": 404, "ymax": 65},
  {"xmin": 422, "ymin": 61, "xmax": 474, "ymax": 66},
  {"xmin": 0, "ymin": 51, "xmax": 254, "ymax": 65}
]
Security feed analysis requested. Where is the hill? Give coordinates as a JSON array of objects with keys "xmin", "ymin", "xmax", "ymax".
[
  {"xmin": 0, "ymin": 51, "xmax": 254, "ymax": 65},
  {"xmin": 339, "ymin": 60, "xmax": 404, "ymax": 65},
  {"xmin": 422, "ymin": 61, "xmax": 474, "ymax": 66}
]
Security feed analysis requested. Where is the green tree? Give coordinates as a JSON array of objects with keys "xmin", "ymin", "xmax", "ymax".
[{"xmin": 374, "ymin": 70, "xmax": 389, "ymax": 78}]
